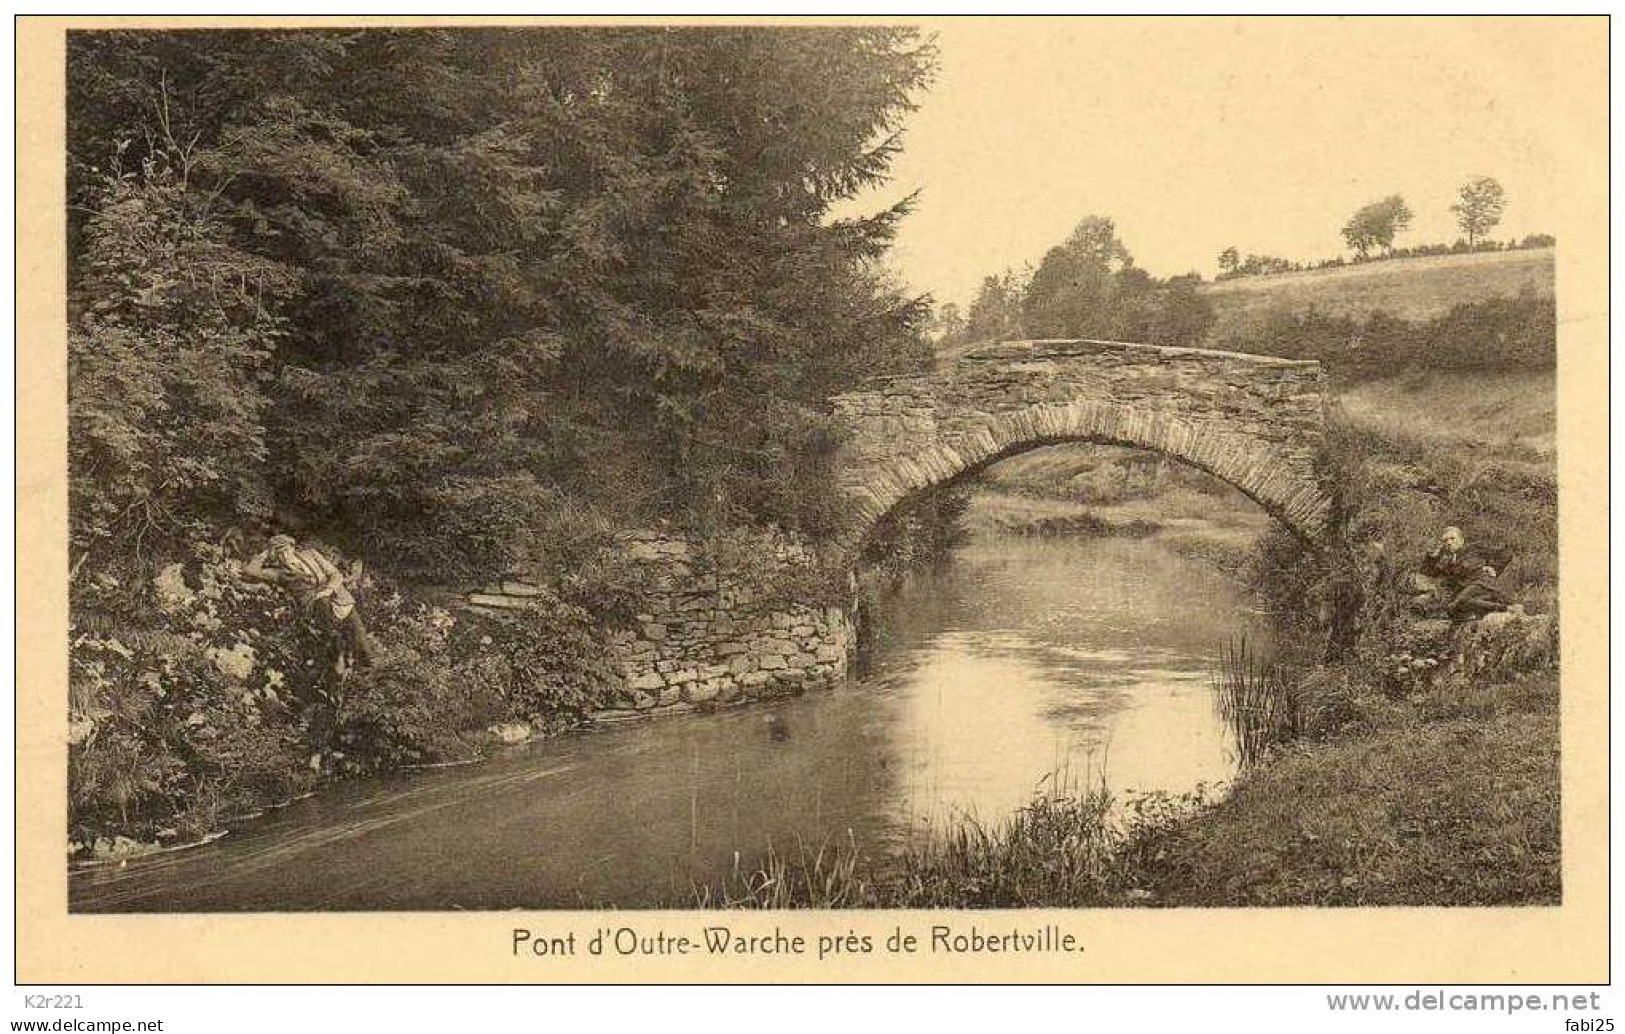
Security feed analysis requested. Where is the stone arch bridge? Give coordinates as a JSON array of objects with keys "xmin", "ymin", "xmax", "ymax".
[
  {"xmin": 831, "ymin": 339, "xmax": 1334, "ymax": 551},
  {"xmin": 474, "ymin": 339, "xmax": 1335, "ymax": 718}
]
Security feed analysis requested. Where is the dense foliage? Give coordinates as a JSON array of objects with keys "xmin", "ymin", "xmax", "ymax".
[
  {"xmin": 936, "ymin": 217, "xmax": 1215, "ymax": 347},
  {"xmin": 940, "ymin": 216, "xmax": 1215, "ymax": 349},
  {"xmin": 1210, "ymin": 288, "xmax": 1556, "ymax": 383},
  {"xmin": 69, "ymin": 27, "xmax": 936, "ymax": 582}
]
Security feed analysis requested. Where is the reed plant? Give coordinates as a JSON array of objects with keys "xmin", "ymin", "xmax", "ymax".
[
  {"xmin": 1212, "ymin": 636, "xmax": 1303, "ymax": 767},
  {"xmin": 685, "ymin": 769, "xmax": 1176, "ymax": 908}
]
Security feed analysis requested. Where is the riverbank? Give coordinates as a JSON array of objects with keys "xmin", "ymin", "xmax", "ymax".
[
  {"xmin": 689, "ymin": 661, "xmax": 1557, "ymax": 908},
  {"xmin": 1127, "ymin": 381, "xmax": 1560, "ymax": 905},
  {"xmin": 1118, "ymin": 671, "xmax": 1558, "ymax": 905}
]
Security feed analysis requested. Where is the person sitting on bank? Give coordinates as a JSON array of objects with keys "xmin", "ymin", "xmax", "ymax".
[
  {"xmin": 243, "ymin": 533, "xmax": 379, "ymax": 669},
  {"xmin": 1413, "ymin": 526, "xmax": 1512, "ymax": 621}
]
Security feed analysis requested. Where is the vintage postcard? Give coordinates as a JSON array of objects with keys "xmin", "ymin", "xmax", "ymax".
[{"xmin": 15, "ymin": 15, "xmax": 1609, "ymax": 984}]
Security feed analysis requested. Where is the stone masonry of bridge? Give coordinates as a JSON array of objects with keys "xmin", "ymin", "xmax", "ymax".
[{"xmin": 832, "ymin": 338, "xmax": 1334, "ymax": 548}]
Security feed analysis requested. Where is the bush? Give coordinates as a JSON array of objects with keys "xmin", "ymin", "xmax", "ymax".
[
  {"xmin": 1215, "ymin": 289, "xmax": 1555, "ymax": 383},
  {"xmin": 445, "ymin": 603, "xmax": 625, "ymax": 733},
  {"xmin": 329, "ymin": 648, "xmax": 502, "ymax": 773}
]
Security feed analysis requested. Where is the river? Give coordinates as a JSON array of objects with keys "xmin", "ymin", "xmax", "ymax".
[{"xmin": 70, "ymin": 531, "xmax": 1265, "ymax": 912}]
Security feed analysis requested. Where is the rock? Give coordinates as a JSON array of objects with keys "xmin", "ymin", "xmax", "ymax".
[
  {"xmin": 152, "ymin": 563, "xmax": 196, "ymax": 615},
  {"xmin": 467, "ymin": 593, "xmax": 532, "ymax": 610},
  {"xmin": 67, "ymin": 713, "xmax": 95, "ymax": 746},
  {"xmin": 759, "ymin": 655, "xmax": 787, "ymax": 670},
  {"xmin": 486, "ymin": 721, "xmax": 532, "ymax": 744},
  {"xmin": 501, "ymin": 581, "xmax": 544, "ymax": 597},
  {"xmin": 627, "ymin": 671, "xmax": 664, "ymax": 692},
  {"xmin": 206, "ymin": 642, "xmax": 257, "ymax": 682},
  {"xmin": 642, "ymin": 622, "xmax": 668, "ymax": 641},
  {"xmin": 657, "ymin": 686, "xmax": 682, "ymax": 706},
  {"xmin": 688, "ymin": 680, "xmax": 722, "ymax": 703},
  {"xmin": 92, "ymin": 835, "xmax": 159, "ymax": 861}
]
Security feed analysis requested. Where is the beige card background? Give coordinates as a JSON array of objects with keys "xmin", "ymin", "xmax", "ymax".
[{"xmin": 15, "ymin": 15, "xmax": 1610, "ymax": 984}]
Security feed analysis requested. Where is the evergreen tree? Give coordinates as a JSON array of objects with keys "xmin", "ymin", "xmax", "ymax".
[{"xmin": 67, "ymin": 28, "xmax": 938, "ymax": 579}]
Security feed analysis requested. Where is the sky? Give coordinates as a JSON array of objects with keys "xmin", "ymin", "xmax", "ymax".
[{"xmin": 836, "ymin": 18, "xmax": 1588, "ymax": 309}]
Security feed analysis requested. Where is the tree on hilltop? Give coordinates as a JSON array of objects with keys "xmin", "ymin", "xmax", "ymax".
[
  {"xmin": 1452, "ymin": 177, "xmax": 1507, "ymax": 248},
  {"xmin": 1341, "ymin": 194, "xmax": 1413, "ymax": 259}
]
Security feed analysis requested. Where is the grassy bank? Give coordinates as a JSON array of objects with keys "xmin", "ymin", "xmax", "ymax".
[
  {"xmin": 1134, "ymin": 366, "xmax": 1559, "ymax": 905},
  {"xmin": 688, "ymin": 664, "xmax": 1557, "ymax": 908},
  {"xmin": 1120, "ymin": 674, "xmax": 1558, "ymax": 905},
  {"xmin": 1339, "ymin": 369, "xmax": 1555, "ymax": 459}
]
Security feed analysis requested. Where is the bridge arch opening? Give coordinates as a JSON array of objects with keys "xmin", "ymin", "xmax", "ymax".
[{"xmin": 833, "ymin": 398, "xmax": 1334, "ymax": 559}]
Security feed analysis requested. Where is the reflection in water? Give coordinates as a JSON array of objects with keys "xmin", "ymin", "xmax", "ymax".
[{"xmin": 70, "ymin": 534, "xmax": 1265, "ymax": 912}]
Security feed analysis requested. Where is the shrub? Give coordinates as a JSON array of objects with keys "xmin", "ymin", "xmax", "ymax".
[
  {"xmin": 447, "ymin": 604, "xmax": 625, "ymax": 733},
  {"xmin": 1215, "ymin": 290, "xmax": 1555, "ymax": 384},
  {"xmin": 329, "ymin": 648, "xmax": 503, "ymax": 773}
]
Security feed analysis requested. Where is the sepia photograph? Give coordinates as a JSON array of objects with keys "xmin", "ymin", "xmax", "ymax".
[{"xmin": 15, "ymin": 13, "xmax": 1608, "ymax": 988}]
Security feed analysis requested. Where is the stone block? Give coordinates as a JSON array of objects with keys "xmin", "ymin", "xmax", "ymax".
[
  {"xmin": 500, "ymin": 582, "xmax": 545, "ymax": 597},
  {"xmin": 467, "ymin": 593, "xmax": 533, "ymax": 610},
  {"xmin": 688, "ymin": 679, "xmax": 722, "ymax": 703},
  {"xmin": 627, "ymin": 671, "xmax": 665, "ymax": 692}
]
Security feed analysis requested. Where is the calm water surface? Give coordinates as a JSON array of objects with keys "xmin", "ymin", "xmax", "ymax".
[{"xmin": 70, "ymin": 533, "xmax": 1264, "ymax": 911}]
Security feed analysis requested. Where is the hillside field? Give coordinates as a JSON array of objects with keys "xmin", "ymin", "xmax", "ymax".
[{"xmin": 1200, "ymin": 248, "xmax": 1555, "ymax": 339}]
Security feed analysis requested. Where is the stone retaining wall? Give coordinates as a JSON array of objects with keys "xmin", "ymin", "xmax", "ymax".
[{"xmin": 466, "ymin": 531, "xmax": 854, "ymax": 720}]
